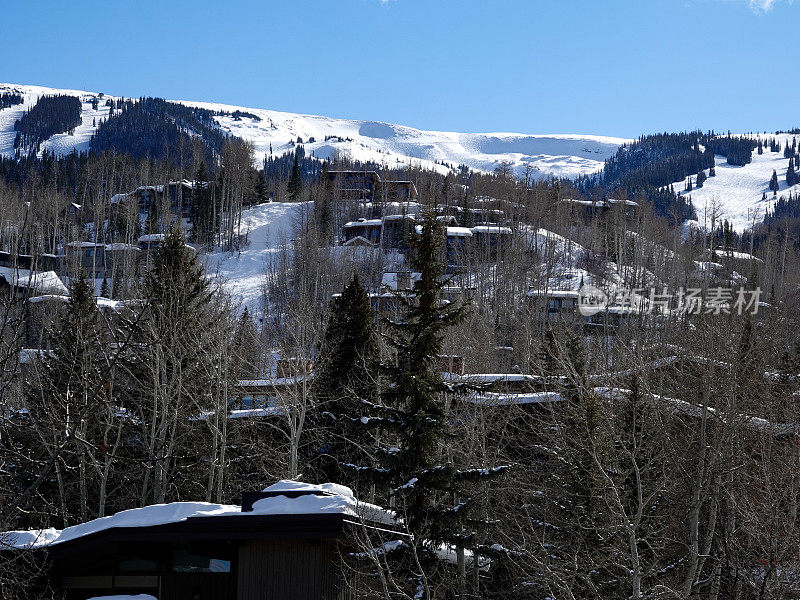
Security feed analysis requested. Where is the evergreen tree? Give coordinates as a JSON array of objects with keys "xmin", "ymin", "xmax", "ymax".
[
  {"xmin": 29, "ymin": 272, "xmax": 107, "ymax": 524},
  {"xmin": 232, "ymin": 307, "xmax": 259, "ymax": 379},
  {"xmin": 287, "ymin": 150, "xmax": 303, "ymax": 200},
  {"xmin": 347, "ymin": 210, "xmax": 509, "ymax": 597},
  {"xmin": 311, "ymin": 273, "xmax": 379, "ymax": 484},
  {"xmin": 99, "ymin": 277, "xmax": 109, "ymax": 298},
  {"xmin": 709, "ymin": 165, "xmax": 716, "ymax": 177},
  {"xmin": 132, "ymin": 228, "xmax": 232, "ymax": 504},
  {"xmin": 696, "ymin": 170, "xmax": 707, "ymax": 188},
  {"xmin": 770, "ymin": 169, "xmax": 780, "ymax": 195},
  {"xmin": 458, "ymin": 192, "xmax": 474, "ymax": 228},
  {"xmin": 787, "ymin": 159, "xmax": 799, "ymax": 187},
  {"xmin": 253, "ymin": 170, "xmax": 268, "ymax": 204}
]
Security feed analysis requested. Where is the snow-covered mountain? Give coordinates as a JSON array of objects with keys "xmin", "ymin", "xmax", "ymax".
[
  {"xmin": 2, "ymin": 83, "xmax": 797, "ymax": 233},
  {"xmin": 671, "ymin": 133, "xmax": 800, "ymax": 232},
  {"xmin": 0, "ymin": 83, "xmax": 627, "ymax": 180}
]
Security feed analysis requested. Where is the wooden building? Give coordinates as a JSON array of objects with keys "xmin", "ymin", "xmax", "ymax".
[{"xmin": 4, "ymin": 481, "xmax": 402, "ymax": 600}]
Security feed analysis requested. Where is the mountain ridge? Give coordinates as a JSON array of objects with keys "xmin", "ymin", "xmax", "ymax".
[{"xmin": 0, "ymin": 82, "xmax": 629, "ymax": 180}]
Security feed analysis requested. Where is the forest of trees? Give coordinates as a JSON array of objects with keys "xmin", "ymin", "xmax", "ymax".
[
  {"xmin": 13, "ymin": 95, "xmax": 81, "ymax": 156},
  {"xmin": 91, "ymin": 97, "xmax": 229, "ymax": 166},
  {"xmin": 0, "ymin": 93, "xmax": 23, "ymax": 110}
]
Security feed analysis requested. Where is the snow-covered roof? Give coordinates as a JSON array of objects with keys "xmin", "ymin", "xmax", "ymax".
[
  {"xmin": 137, "ymin": 234, "xmax": 166, "ymax": 243},
  {"xmin": 108, "ymin": 193, "xmax": 129, "ymax": 204},
  {"xmin": 561, "ymin": 198, "xmax": 638, "ymax": 208},
  {"xmin": 471, "ymin": 225, "xmax": 512, "ymax": 234},
  {"xmin": 19, "ymin": 348, "xmax": 52, "ymax": 365},
  {"xmin": 473, "ymin": 391, "xmax": 564, "ymax": 405},
  {"xmin": 445, "ymin": 226, "xmax": 473, "ymax": 237},
  {"xmin": 27, "ymin": 294, "xmax": 139, "ymax": 313},
  {"xmin": 0, "ymin": 267, "xmax": 68, "ymax": 295},
  {"xmin": 66, "ymin": 241, "xmax": 103, "ymax": 248},
  {"xmin": 344, "ymin": 218, "xmax": 382, "ymax": 228},
  {"xmin": 526, "ymin": 288, "xmax": 580, "ymax": 298},
  {"xmin": 3, "ymin": 480, "xmax": 395, "ymax": 550},
  {"xmin": 105, "ymin": 243, "xmax": 140, "ymax": 252},
  {"xmin": 455, "ymin": 373, "xmax": 538, "ymax": 384}
]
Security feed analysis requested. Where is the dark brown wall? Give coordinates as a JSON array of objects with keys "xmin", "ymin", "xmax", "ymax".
[
  {"xmin": 237, "ymin": 539, "xmax": 340, "ymax": 600},
  {"xmin": 160, "ymin": 573, "xmax": 235, "ymax": 600}
]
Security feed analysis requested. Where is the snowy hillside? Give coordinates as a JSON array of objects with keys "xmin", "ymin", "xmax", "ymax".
[
  {"xmin": 673, "ymin": 133, "xmax": 800, "ymax": 232},
  {"xmin": 181, "ymin": 98, "xmax": 627, "ymax": 180},
  {"xmin": 0, "ymin": 84, "xmax": 112, "ymax": 158},
  {"xmin": 0, "ymin": 83, "xmax": 626, "ymax": 180},
  {"xmin": 204, "ymin": 202, "xmax": 310, "ymax": 311}
]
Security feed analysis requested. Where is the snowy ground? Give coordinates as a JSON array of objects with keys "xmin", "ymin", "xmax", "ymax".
[
  {"xmin": 204, "ymin": 202, "xmax": 311, "ymax": 313},
  {"xmin": 672, "ymin": 133, "xmax": 800, "ymax": 232}
]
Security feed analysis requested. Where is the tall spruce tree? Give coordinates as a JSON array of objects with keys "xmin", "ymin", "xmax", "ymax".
[
  {"xmin": 287, "ymin": 150, "xmax": 303, "ymax": 200},
  {"xmin": 770, "ymin": 169, "xmax": 780, "ymax": 194},
  {"xmin": 310, "ymin": 273, "xmax": 378, "ymax": 484},
  {"xmin": 347, "ymin": 210, "xmax": 509, "ymax": 598},
  {"xmin": 232, "ymin": 306, "xmax": 259, "ymax": 379},
  {"xmin": 28, "ymin": 272, "xmax": 107, "ymax": 524},
  {"xmin": 132, "ymin": 228, "xmax": 232, "ymax": 504},
  {"xmin": 787, "ymin": 159, "xmax": 799, "ymax": 187}
]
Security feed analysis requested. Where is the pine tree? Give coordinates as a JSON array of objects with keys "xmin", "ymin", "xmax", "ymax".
[
  {"xmin": 770, "ymin": 169, "xmax": 780, "ymax": 195},
  {"xmin": 458, "ymin": 192, "xmax": 474, "ymax": 228},
  {"xmin": 347, "ymin": 210, "xmax": 509, "ymax": 597},
  {"xmin": 232, "ymin": 307, "xmax": 259, "ymax": 378},
  {"xmin": 787, "ymin": 159, "xmax": 799, "ymax": 187},
  {"xmin": 133, "ymin": 228, "xmax": 233, "ymax": 504},
  {"xmin": 287, "ymin": 150, "xmax": 303, "ymax": 200},
  {"xmin": 99, "ymin": 277, "xmax": 109, "ymax": 298},
  {"xmin": 29, "ymin": 272, "xmax": 107, "ymax": 524},
  {"xmin": 253, "ymin": 171, "xmax": 268, "ymax": 204},
  {"xmin": 311, "ymin": 273, "xmax": 379, "ymax": 484},
  {"xmin": 696, "ymin": 170, "xmax": 707, "ymax": 188}
]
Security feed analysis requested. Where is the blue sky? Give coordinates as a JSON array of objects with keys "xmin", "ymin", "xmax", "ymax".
[{"xmin": 3, "ymin": 0, "xmax": 797, "ymax": 137}]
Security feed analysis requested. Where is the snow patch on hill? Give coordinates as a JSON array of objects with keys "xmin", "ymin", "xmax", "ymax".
[
  {"xmin": 204, "ymin": 202, "xmax": 311, "ymax": 313},
  {"xmin": 0, "ymin": 83, "xmax": 115, "ymax": 158},
  {"xmin": 673, "ymin": 133, "xmax": 800, "ymax": 232}
]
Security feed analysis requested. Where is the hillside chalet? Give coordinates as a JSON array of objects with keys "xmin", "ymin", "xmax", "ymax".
[
  {"xmin": 326, "ymin": 170, "xmax": 418, "ymax": 202},
  {"xmin": 3, "ymin": 481, "xmax": 413, "ymax": 600}
]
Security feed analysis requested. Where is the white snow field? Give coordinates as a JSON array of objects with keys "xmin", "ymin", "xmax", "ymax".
[
  {"xmin": 183, "ymin": 97, "xmax": 628, "ymax": 180},
  {"xmin": 0, "ymin": 83, "xmax": 626, "ymax": 180},
  {"xmin": 671, "ymin": 134, "xmax": 800, "ymax": 232},
  {"xmin": 204, "ymin": 201, "xmax": 310, "ymax": 312},
  {"xmin": 0, "ymin": 84, "xmax": 112, "ymax": 158}
]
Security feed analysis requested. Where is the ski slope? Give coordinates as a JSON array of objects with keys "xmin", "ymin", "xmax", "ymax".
[
  {"xmin": 0, "ymin": 83, "xmax": 626, "ymax": 179},
  {"xmin": 673, "ymin": 133, "xmax": 800, "ymax": 232},
  {"xmin": 0, "ymin": 84, "xmax": 113, "ymax": 158},
  {"xmin": 204, "ymin": 202, "xmax": 309, "ymax": 312},
  {"xmin": 182, "ymin": 97, "xmax": 627, "ymax": 180}
]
